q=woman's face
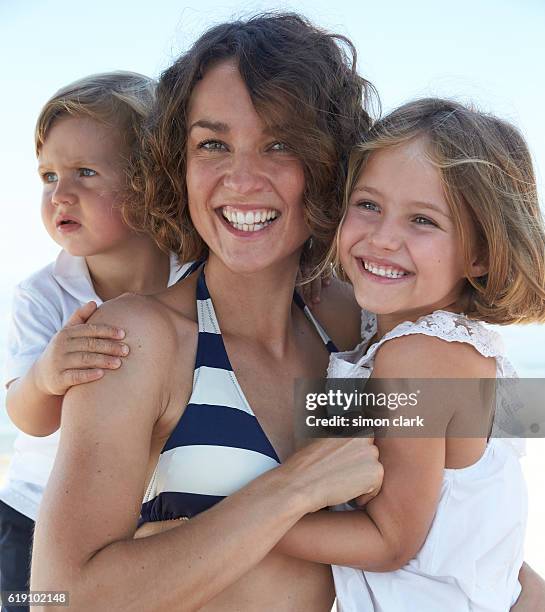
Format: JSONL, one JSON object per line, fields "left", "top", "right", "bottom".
{"left": 186, "top": 60, "right": 309, "bottom": 274}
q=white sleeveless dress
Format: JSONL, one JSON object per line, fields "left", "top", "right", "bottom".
{"left": 329, "top": 310, "right": 527, "bottom": 612}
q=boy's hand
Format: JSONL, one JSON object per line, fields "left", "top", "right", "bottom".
{"left": 33, "top": 301, "right": 128, "bottom": 396}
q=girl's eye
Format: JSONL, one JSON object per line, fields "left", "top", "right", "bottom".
{"left": 42, "top": 172, "right": 58, "bottom": 183}
{"left": 413, "top": 216, "right": 437, "bottom": 227}
{"left": 79, "top": 168, "right": 97, "bottom": 177}
{"left": 355, "top": 200, "right": 380, "bottom": 212}
{"left": 198, "top": 140, "right": 227, "bottom": 151}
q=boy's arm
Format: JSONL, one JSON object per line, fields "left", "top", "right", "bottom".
{"left": 277, "top": 335, "right": 492, "bottom": 570}
{"left": 6, "top": 372, "right": 64, "bottom": 437}
{"left": 6, "top": 296, "right": 127, "bottom": 437}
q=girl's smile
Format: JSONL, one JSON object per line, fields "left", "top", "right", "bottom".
{"left": 340, "top": 137, "right": 486, "bottom": 334}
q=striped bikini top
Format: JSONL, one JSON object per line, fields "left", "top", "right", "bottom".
{"left": 140, "top": 263, "right": 338, "bottom": 523}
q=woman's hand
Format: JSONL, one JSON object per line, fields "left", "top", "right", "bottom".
{"left": 281, "top": 437, "right": 384, "bottom": 512}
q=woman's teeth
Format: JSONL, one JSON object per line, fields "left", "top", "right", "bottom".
{"left": 363, "top": 260, "right": 409, "bottom": 279}
{"left": 222, "top": 207, "right": 279, "bottom": 232}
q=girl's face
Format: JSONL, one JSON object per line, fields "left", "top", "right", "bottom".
{"left": 185, "top": 60, "right": 308, "bottom": 274}
{"left": 39, "top": 116, "right": 132, "bottom": 258}
{"left": 339, "top": 137, "right": 485, "bottom": 325}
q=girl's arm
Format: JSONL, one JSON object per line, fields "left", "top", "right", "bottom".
{"left": 277, "top": 334, "right": 493, "bottom": 571}
{"left": 31, "top": 295, "right": 382, "bottom": 612}
{"left": 512, "top": 563, "right": 545, "bottom": 611}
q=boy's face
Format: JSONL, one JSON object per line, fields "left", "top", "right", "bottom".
{"left": 38, "top": 116, "right": 132, "bottom": 258}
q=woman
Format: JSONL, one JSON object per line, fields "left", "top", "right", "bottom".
{"left": 31, "top": 13, "right": 543, "bottom": 611}
{"left": 31, "top": 14, "right": 381, "bottom": 611}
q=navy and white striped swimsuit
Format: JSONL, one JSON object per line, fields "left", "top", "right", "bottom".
{"left": 140, "top": 264, "right": 338, "bottom": 523}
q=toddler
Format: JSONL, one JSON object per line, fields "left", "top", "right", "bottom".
{"left": 0, "top": 71, "right": 191, "bottom": 611}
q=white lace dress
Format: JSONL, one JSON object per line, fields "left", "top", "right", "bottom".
{"left": 329, "top": 310, "right": 527, "bottom": 612}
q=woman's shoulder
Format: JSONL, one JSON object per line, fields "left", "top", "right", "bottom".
{"left": 91, "top": 289, "right": 197, "bottom": 362}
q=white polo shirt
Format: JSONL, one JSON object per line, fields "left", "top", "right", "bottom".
{"left": 1, "top": 249, "right": 192, "bottom": 520}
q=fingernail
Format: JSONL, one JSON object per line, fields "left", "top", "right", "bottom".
{"left": 116, "top": 329, "right": 125, "bottom": 339}
{"left": 121, "top": 344, "right": 129, "bottom": 355}
{"left": 113, "top": 358, "right": 122, "bottom": 367}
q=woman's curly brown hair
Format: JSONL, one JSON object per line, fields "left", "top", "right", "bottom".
{"left": 125, "top": 12, "right": 378, "bottom": 275}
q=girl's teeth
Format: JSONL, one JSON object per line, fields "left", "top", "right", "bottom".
{"left": 363, "top": 260, "right": 408, "bottom": 278}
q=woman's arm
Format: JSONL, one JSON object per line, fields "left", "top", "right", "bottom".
{"left": 31, "top": 295, "right": 382, "bottom": 612}
{"left": 277, "top": 335, "right": 492, "bottom": 571}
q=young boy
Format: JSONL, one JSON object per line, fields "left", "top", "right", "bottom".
{"left": 0, "top": 71, "right": 191, "bottom": 612}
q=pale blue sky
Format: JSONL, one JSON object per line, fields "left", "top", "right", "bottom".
{"left": 0, "top": 0, "right": 544, "bottom": 285}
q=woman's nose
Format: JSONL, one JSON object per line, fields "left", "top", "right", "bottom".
{"left": 223, "top": 152, "right": 268, "bottom": 195}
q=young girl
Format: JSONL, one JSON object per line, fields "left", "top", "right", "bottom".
{"left": 278, "top": 98, "right": 545, "bottom": 611}
{"left": 0, "top": 72, "right": 193, "bottom": 611}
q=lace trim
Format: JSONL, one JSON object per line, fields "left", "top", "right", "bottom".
{"left": 361, "top": 310, "right": 505, "bottom": 363}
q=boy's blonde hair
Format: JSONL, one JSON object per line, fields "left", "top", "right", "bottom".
{"left": 35, "top": 71, "right": 155, "bottom": 185}
{"left": 334, "top": 98, "right": 545, "bottom": 325}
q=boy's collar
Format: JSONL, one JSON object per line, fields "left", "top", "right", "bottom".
{"left": 53, "top": 250, "right": 186, "bottom": 304}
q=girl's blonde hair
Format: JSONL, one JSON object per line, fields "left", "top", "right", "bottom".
{"left": 35, "top": 71, "right": 155, "bottom": 190}
{"left": 333, "top": 98, "right": 545, "bottom": 325}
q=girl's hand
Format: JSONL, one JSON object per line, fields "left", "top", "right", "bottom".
{"left": 281, "top": 437, "right": 383, "bottom": 512}
{"left": 33, "top": 301, "right": 129, "bottom": 396}
{"left": 298, "top": 267, "right": 332, "bottom": 306}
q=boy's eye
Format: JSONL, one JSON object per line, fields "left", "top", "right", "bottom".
{"left": 79, "top": 168, "right": 97, "bottom": 177}
{"left": 198, "top": 140, "right": 227, "bottom": 151}
{"left": 42, "top": 172, "right": 58, "bottom": 183}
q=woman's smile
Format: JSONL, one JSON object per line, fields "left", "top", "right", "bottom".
{"left": 186, "top": 60, "right": 309, "bottom": 273}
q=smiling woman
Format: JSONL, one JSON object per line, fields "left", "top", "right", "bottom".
{"left": 29, "top": 13, "right": 383, "bottom": 612}
{"left": 184, "top": 61, "right": 309, "bottom": 274}
{"left": 127, "top": 14, "right": 377, "bottom": 280}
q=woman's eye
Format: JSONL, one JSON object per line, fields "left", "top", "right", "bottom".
{"left": 42, "top": 172, "right": 58, "bottom": 183}
{"left": 413, "top": 216, "right": 437, "bottom": 227}
{"left": 79, "top": 168, "right": 97, "bottom": 177}
{"left": 355, "top": 200, "right": 380, "bottom": 212}
{"left": 199, "top": 140, "right": 227, "bottom": 151}
{"left": 269, "top": 142, "right": 288, "bottom": 152}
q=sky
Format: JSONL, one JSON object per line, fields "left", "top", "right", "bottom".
{"left": 0, "top": 0, "right": 544, "bottom": 572}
